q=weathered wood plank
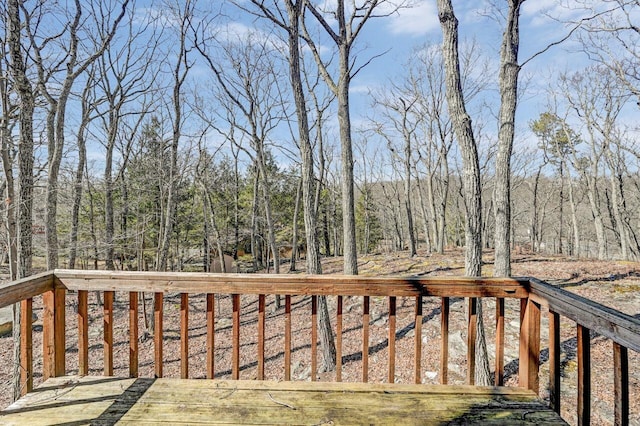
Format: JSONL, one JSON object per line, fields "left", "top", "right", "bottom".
{"left": 613, "top": 342, "right": 629, "bottom": 426}
{"left": 467, "top": 297, "right": 477, "bottom": 386}
{"left": 232, "top": 294, "right": 240, "bottom": 380}
{"left": 1, "top": 376, "right": 567, "bottom": 426}
{"left": 362, "top": 296, "right": 370, "bottom": 383}
{"left": 495, "top": 297, "right": 505, "bottom": 386}
{"left": 55, "top": 270, "right": 530, "bottom": 298}
{"left": 206, "top": 294, "right": 214, "bottom": 379}
{"left": 388, "top": 296, "right": 396, "bottom": 383}
{"left": 78, "top": 291, "right": 88, "bottom": 377}
{"left": 529, "top": 277, "right": 640, "bottom": 352}
{"left": 129, "top": 292, "right": 138, "bottom": 378}
{"left": 180, "top": 293, "right": 188, "bottom": 379}
{"left": 440, "top": 297, "right": 449, "bottom": 385}
{"left": 311, "top": 295, "right": 317, "bottom": 382}
{"left": 336, "top": 295, "right": 343, "bottom": 382}
{"left": 43, "top": 288, "right": 65, "bottom": 380}
{"left": 0, "top": 271, "right": 53, "bottom": 309}
{"left": 415, "top": 296, "right": 422, "bottom": 384}
{"left": 104, "top": 291, "right": 114, "bottom": 376}
{"left": 19, "top": 298, "right": 33, "bottom": 396}
{"left": 284, "top": 295, "right": 291, "bottom": 381}
{"left": 519, "top": 298, "right": 540, "bottom": 393}
{"left": 577, "top": 324, "right": 591, "bottom": 426}
{"left": 257, "top": 294, "right": 265, "bottom": 380}
{"left": 549, "top": 310, "right": 561, "bottom": 414}
{"left": 154, "top": 292, "right": 163, "bottom": 378}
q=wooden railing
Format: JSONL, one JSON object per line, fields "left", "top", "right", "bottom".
{"left": 0, "top": 270, "right": 638, "bottom": 425}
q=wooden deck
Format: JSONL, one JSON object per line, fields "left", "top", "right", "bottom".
{"left": 1, "top": 376, "right": 566, "bottom": 425}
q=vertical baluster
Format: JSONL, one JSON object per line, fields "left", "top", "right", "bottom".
{"left": 154, "top": 292, "right": 163, "bottom": 378}
{"left": 549, "top": 310, "right": 560, "bottom": 414}
{"left": 20, "top": 298, "right": 33, "bottom": 396}
{"left": 78, "top": 291, "right": 88, "bottom": 376}
{"left": 43, "top": 288, "right": 66, "bottom": 379}
{"left": 232, "top": 294, "right": 240, "bottom": 379}
{"left": 362, "top": 296, "right": 370, "bottom": 382}
{"left": 613, "top": 342, "right": 629, "bottom": 426}
{"left": 284, "top": 295, "right": 291, "bottom": 381}
{"left": 414, "top": 296, "right": 422, "bottom": 384}
{"left": 257, "top": 294, "right": 265, "bottom": 380}
{"left": 467, "top": 297, "right": 477, "bottom": 385}
{"left": 519, "top": 298, "right": 540, "bottom": 393}
{"left": 577, "top": 324, "right": 591, "bottom": 426}
{"left": 180, "top": 293, "right": 189, "bottom": 379}
{"left": 104, "top": 291, "right": 114, "bottom": 376}
{"left": 129, "top": 292, "right": 138, "bottom": 378}
{"left": 388, "top": 296, "right": 396, "bottom": 383}
{"left": 311, "top": 295, "right": 318, "bottom": 382}
{"left": 440, "top": 297, "right": 449, "bottom": 385}
{"left": 336, "top": 296, "right": 343, "bottom": 382}
{"left": 206, "top": 294, "right": 215, "bottom": 379}
{"left": 495, "top": 298, "right": 505, "bottom": 386}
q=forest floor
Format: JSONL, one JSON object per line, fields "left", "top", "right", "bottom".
{"left": 0, "top": 249, "right": 639, "bottom": 425}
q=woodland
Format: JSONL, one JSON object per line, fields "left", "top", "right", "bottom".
{"left": 0, "top": 0, "right": 639, "bottom": 395}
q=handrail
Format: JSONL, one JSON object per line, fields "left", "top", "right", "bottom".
{"left": 0, "top": 270, "right": 636, "bottom": 426}
{"left": 528, "top": 277, "right": 640, "bottom": 352}
{"left": 52, "top": 269, "right": 530, "bottom": 297}
{"left": 0, "top": 271, "right": 53, "bottom": 309}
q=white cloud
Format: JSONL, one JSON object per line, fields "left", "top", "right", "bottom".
{"left": 385, "top": 1, "right": 440, "bottom": 37}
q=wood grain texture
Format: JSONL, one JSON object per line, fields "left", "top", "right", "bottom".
{"left": 206, "top": 294, "right": 214, "bottom": 379}
{"left": 613, "top": 342, "right": 629, "bottom": 426}
{"left": 440, "top": 297, "right": 449, "bottom": 385}
{"left": 519, "top": 298, "right": 540, "bottom": 393}
{"left": 180, "top": 293, "right": 189, "bottom": 379}
{"left": 19, "top": 298, "right": 33, "bottom": 396}
{"left": 78, "top": 291, "right": 88, "bottom": 377}
{"left": 549, "top": 310, "right": 560, "bottom": 414}
{"left": 529, "top": 277, "right": 640, "bottom": 352}
{"left": 362, "top": 296, "right": 370, "bottom": 383}
{"left": 336, "top": 295, "right": 343, "bottom": 382}
{"left": 154, "top": 292, "right": 163, "bottom": 378}
{"left": 0, "top": 272, "right": 53, "bottom": 309}
{"left": 129, "top": 292, "right": 138, "bottom": 378}
{"left": 284, "top": 295, "right": 291, "bottom": 381}
{"left": 388, "top": 296, "right": 396, "bottom": 383}
{"left": 415, "top": 296, "right": 422, "bottom": 384}
{"left": 577, "top": 324, "right": 591, "bottom": 426}
{"left": 54, "top": 270, "right": 530, "bottom": 298}
{"left": 232, "top": 294, "right": 240, "bottom": 380}
{"left": 257, "top": 294, "right": 265, "bottom": 380}
{"left": 495, "top": 298, "right": 505, "bottom": 386}
{"left": 0, "top": 376, "right": 567, "bottom": 425}
{"left": 104, "top": 291, "right": 114, "bottom": 376}
{"left": 467, "top": 298, "right": 477, "bottom": 386}
{"left": 311, "top": 295, "right": 317, "bottom": 382}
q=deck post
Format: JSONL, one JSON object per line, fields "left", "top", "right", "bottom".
{"left": 43, "top": 287, "right": 65, "bottom": 380}
{"left": 518, "top": 297, "right": 540, "bottom": 393}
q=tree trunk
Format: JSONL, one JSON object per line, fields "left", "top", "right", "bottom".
{"left": 494, "top": 0, "right": 524, "bottom": 277}
{"left": 437, "top": 0, "right": 488, "bottom": 387}
{"left": 8, "top": 0, "right": 35, "bottom": 401}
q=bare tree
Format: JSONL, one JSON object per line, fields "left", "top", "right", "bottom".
{"left": 7, "top": 0, "right": 37, "bottom": 402}
{"left": 21, "top": 0, "right": 128, "bottom": 269}
{"left": 302, "top": 0, "right": 405, "bottom": 274}
{"left": 494, "top": 0, "right": 525, "bottom": 277}
{"left": 437, "top": 0, "right": 490, "bottom": 386}
{"left": 157, "top": 0, "right": 193, "bottom": 271}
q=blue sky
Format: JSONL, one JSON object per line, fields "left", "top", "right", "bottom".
{"left": 76, "top": 0, "right": 636, "bottom": 174}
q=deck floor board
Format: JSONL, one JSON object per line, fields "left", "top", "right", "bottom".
{"left": 1, "top": 376, "right": 567, "bottom": 425}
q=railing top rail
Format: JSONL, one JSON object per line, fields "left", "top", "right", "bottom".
{"left": 52, "top": 269, "right": 530, "bottom": 298}
{"left": 0, "top": 271, "right": 54, "bottom": 309}
{"left": 528, "top": 277, "right": 640, "bottom": 352}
